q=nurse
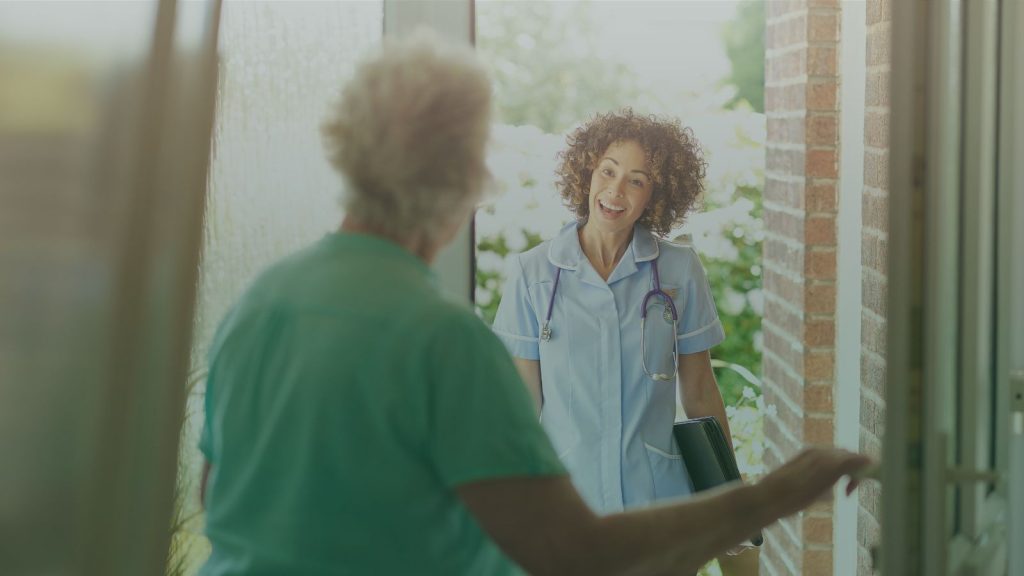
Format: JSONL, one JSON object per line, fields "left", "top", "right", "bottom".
{"left": 494, "top": 109, "right": 735, "bottom": 514}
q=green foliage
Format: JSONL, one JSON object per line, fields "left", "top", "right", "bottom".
{"left": 476, "top": 1, "right": 641, "bottom": 132}
{"left": 721, "top": 0, "right": 766, "bottom": 113}
{"left": 476, "top": 224, "right": 544, "bottom": 326}
{"left": 703, "top": 184, "right": 763, "bottom": 406}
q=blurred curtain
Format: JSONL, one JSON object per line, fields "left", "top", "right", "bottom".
{"left": 0, "top": 1, "right": 222, "bottom": 574}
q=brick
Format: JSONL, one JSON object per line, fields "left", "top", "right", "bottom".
{"left": 862, "top": 190, "right": 889, "bottom": 231}
{"left": 765, "top": 209, "right": 806, "bottom": 243}
{"left": 860, "top": 351, "right": 886, "bottom": 396}
{"left": 767, "top": 49, "right": 806, "bottom": 83}
{"left": 804, "top": 317, "right": 835, "bottom": 346}
{"left": 861, "top": 232, "right": 888, "bottom": 273}
{"left": 866, "top": 68, "right": 890, "bottom": 107}
{"left": 857, "top": 546, "right": 875, "bottom": 576}
{"left": 862, "top": 271, "right": 887, "bottom": 316}
{"left": 807, "top": 80, "right": 838, "bottom": 111}
{"left": 768, "top": 116, "right": 807, "bottom": 145}
{"left": 807, "top": 148, "right": 838, "bottom": 178}
{"left": 807, "top": 114, "right": 838, "bottom": 147}
{"left": 767, "top": 0, "right": 805, "bottom": 20}
{"left": 773, "top": 381, "right": 806, "bottom": 434}
{"left": 809, "top": 10, "right": 839, "bottom": 43}
{"left": 804, "top": 513, "right": 834, "bottom": 545}
{"left": 767, "top": 146, "right": 807, "bottom": 177}
{"left": 867, "top": 21, "right": 892, "bottom": 66}
{"left": 860, "top": 393, "right": 885, "bottom": 438}
{"left": 805, "top": 281, "right": 836, "bottom": 314}
{"left": 808, "top": 45, "right": 837, "bottom": 76}
{"left": 765, "top": 236, "right": 805, "bottom": 276}
{"left": 764, "top": 326, "right": 801, "bottom": 369}
{"left": 861, "top": 308, "right": 886, "bottom": 356}
{"left": 768, "top": 14, "right": 807, "bottom": 47}
{"left": 763, "top": 523, "right": 802, "bottom": 575}
{"left": 805, "top": 214, "right": 836, "bottom": 245}
{"left": 806, "top": 182, "right": 838, "bottom": 211}
{"left": 805, "top": 414, "right": 834, "bottom": 444}
{"left": 864, "top": 150, "right": 888, "bottom": 191}
{"left": 806, "top": 248, "right": 837, "bottom": 280}
{"left": 859, "top": 427, "right": 883, "bottom": 459}
{"left": 865, "top": 109, "right": 890, "bottom": 149}
{"left": 805, "top": 381, "right": 834, "bottom": 411}
{"left": 765, "top": 416, "right": 800, "bottom": 461}
{"left": 764, "top": 177, "right": 806, "bottom": 210}
{"left": 804, "top": 351, "right": 835, "bottom": 380}
{"left": 766, "top": 84, "right": 806, "bottom": 112}
{"left": 770, "top": 348, "right": 806, "bottom": 405}
{"left": 804, "top": 549, "right": 833, "bottom": 574}
{"left": 867, "top": 0, "right": 891, "bottom": 26}
{"left": 765, "top": 269, "right": 805, "bottom": 310}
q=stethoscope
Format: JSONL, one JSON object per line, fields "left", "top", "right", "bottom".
{"left": 539, "top": 258, "right": 680, "bottom": 381}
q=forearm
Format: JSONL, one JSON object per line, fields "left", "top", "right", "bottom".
{"left": 683, "top": 386, "right": 734, "bottom": 448}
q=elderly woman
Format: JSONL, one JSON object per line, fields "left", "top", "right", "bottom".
{"left": 198, "top": 33, "right": 868, "bottom": 576}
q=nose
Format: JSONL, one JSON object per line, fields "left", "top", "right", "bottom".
{"left": 609, "top": 176, "right": 627, "bottom": 197}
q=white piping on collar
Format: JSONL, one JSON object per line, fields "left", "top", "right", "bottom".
{"left": 546, "top": 221, "right": 661, "bottom": 269}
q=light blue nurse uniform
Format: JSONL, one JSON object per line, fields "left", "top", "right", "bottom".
{"left": 493, "top": 221, "right": 726, "bottom": 514}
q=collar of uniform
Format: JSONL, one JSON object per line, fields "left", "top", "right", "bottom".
{"left": 547, "top": 220, "right": 661, "bottom": 269}
{"left": 547, "top": 220, "right": 584, "bottom": 270}
{"left": 631, "top": 225, "right": 660, "bottom": 262}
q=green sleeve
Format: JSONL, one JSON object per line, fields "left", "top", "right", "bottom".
{"left": 426, "top": 311, "right": 566, "bottom": 488}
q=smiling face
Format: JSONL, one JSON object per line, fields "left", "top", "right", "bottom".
{"left": 586, "top": 140, "right": 654, "bottom": 235}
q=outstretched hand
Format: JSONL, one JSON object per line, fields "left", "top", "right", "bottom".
{"left": 758, "top": 448, "right": 874, "bottom": 520}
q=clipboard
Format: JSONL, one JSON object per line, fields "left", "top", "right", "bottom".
{"left": 672, "top": 416, "right": 764, "bottom": 547}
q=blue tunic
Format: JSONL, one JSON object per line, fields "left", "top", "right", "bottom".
{"left": 493, "top": 221, "right": 725, "bottom": 513}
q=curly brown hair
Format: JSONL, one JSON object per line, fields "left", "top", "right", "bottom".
{"left": 555, "top": 109, "right": 708, "bottom": 237}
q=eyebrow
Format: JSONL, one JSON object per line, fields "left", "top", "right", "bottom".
{"left": 601, "top": 156, "right": 652, "bottom": 179}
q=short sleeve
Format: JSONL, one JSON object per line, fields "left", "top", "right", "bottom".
{"left": 491, "top": 254, "right": 541, "bottom": 360}
{"left": 676, "top": 251, "right": 726, "bottom": 354}
{"left": 427, "top": 312, "right": 565, "bottom": 488}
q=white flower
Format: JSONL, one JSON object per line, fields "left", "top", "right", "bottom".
{"left": 746, "top": 288, "right": 764, "bottom": 315}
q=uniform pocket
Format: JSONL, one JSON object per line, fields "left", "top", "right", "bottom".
{"left": 644, "top": 442, "right": 694, "bottom": 501}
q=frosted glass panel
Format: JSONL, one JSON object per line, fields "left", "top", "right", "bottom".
{"left": 195, "top": 1, "right": 383, "bottom": 356}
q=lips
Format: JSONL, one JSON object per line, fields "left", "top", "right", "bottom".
{"left": 598, "top": 198, "right": 626, "bottom": 218}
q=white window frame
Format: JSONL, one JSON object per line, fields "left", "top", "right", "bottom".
{"left": 835, "top": 2, "right": 866, "bottom": 573}
{"left": 384, "top": 0, "right": 475, "bottom": 306}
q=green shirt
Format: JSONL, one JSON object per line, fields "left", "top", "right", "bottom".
{"left": 199, "top": 233, "right": 565, "bottom": 576}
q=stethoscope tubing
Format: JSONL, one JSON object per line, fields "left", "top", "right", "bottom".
{"left": 539, "top": 258, "right": 680, "bottom": 381}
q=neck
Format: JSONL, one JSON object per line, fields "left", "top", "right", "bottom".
{"left": 340, "top": 216, "right": 438, "bottom": 264}
{"left": 578, "top": 222, "right": 633, "bottom": 279}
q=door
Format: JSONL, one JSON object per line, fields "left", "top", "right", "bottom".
{"left": 885, "top": 0, "right": 1023, "bottom": 574}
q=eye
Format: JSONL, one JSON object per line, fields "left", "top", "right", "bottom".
{"left": 601, "top": 167, "right": 615, "bottom": 177}
{"left": 630, "top": 179, "right": 645, "bottom": 187}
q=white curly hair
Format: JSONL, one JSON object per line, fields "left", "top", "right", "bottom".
{"left": 322, "top": 31, "right": 492, "bottom": 245}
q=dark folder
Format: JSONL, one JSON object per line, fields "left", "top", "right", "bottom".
{"left": 672, "top": 416, "right": 764, "bottom": 547}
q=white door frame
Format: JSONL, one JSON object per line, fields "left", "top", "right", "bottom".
{"left": 384, "top": 0, "right": 475, "bottom": 305}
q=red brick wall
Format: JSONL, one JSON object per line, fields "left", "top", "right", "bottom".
{"left": 762, "top": 0, "right": 841, "bottom": 573}
{"left": 858, "top": 0, "right": 890, "bottom": 573}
